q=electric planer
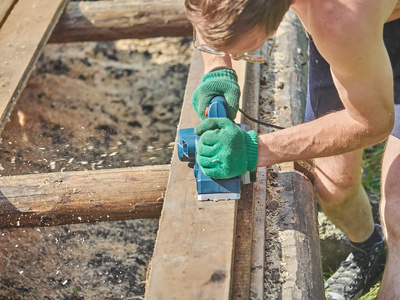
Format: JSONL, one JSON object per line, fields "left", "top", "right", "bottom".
{"left": 177, "top": 96, "right": 253, "bottom": 201}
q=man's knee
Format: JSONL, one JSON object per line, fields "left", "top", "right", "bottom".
{"left": 313, "top": 152, "right": 364, "bottom": 207}
{"left": 315, "top": 172, "right": 362, "bottom": 207}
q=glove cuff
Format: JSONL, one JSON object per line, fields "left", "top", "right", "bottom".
{"left": 245, "top": 130, "right": 258, "bottom": 172}
{"left": 209, "top": 67, "right": 233, "bottom": 73}
{"left": 202, "top": 68, "right": 238, "bottom": 83}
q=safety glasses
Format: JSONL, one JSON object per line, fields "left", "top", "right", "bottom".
{"left": 192, "top": 29, "right": 275, "bottom": 64}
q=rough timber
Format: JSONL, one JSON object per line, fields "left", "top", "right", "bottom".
{"left": 0, "top": 2, "right": 323, "bottom": 298}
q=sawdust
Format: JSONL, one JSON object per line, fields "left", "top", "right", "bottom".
{"left": 258, "top": 36, "right": 288, "bottom": 299}
{"left": 264, "top": 167, "right": 287, "bottom": 299}
{"left": 0, "top": 37, "right": 192, "bottom": 299}
{"left": 0, "top": 14, "right": 314, "bottom": 299}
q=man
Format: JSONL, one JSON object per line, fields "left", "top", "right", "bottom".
{"left": 184, "top": 0, "right": 400, "bottom": 298}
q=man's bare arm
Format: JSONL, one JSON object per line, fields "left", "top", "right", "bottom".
{"left": 258, "top": 2, "right": 394, "bottom": 166}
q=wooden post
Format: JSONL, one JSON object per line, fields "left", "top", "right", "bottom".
{"left": 0, "top": 165, "right": 169, "bottom": 228}
{"left": 49, "top": 0, "right": 192, "bottom": 43}
{"left": 263, "top": 10, "right": 324, "bottom": 298}
{"left": 275, "top": 171, "right": 324, "bottom": 298}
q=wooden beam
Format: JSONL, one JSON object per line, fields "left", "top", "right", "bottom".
{"left": 0, "top": 165, "right": 169, "bottom": 228}
{"left": 274, "top": 171, "right": 324, "bottom": 298}
{"left": 251, "top": 167, "right": 267, "bottom": 298}
{"left": 0, "top": 0, "right": 68, "bottom": 134}
{"left": 0, "top": 0, "right": 17, "bottom": 28}
{"left": 49, "top": 0, "right": 192, "bottom": 43}
{"left": 242, "top": 57, "right": 267, "bottom": 300}
{"left": 145, "top": 51, "right": 237, "bottom": 299}
{"left": 263, "top": 10, "right": 324, "bottom": 298}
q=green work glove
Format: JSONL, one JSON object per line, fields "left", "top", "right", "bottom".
{"left": 194, "top": 118, "right": 258, "bottom": 179}
{"left": 192, "top": 68, "right": 240, "bottom": 121}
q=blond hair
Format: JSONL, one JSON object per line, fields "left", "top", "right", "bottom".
{"left": 185, "top": 0, "right": 291, "bottom": 49}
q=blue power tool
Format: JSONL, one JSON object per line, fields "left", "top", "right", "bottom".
{"left": 177, "top": 96, "right": 252, "bottom": 201}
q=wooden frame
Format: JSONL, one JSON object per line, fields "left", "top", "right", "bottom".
{"left": 0, "top": 2, "right": 323, "bottom": 298}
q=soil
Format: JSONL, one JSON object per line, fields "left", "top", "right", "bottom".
{"left": 0, "top": 38, "right": 192, "bottom": 175}
{"left": 0, "top": 37, "right": 192, "bottom": 299}
{"left": 0, "top": 29, "right": 291, "bottom": 300}
{"left": 0, "top": 15, "right": 346, "bottom": 299}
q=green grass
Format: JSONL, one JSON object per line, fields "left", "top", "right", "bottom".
{"left": 361, "top": 141, "right": 386, "bottom": 196}
{"left": 359, "top": 283, "right": 381, "bottom": 300}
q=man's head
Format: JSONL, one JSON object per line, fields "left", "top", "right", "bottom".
{"left": 185, "top": 0, "right": 291, "bottom": 52}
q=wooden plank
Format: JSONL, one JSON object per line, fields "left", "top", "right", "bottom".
{"left": 0, "top": 0, "right": 17, "bottom": 28}
{"left": 49, "top": 0, "right": 192, "bottom": 43}
{"left": 231, "top": 55, "right": 265, "bottom": 299}
{"left": 0, "top": 165, "right": 169, "bottom": 228}
{"left": 230, "top": 59, "right": 253, "bottom": 299}
{"left": 251, "top": 166, "right": 267, "bottom": 299}
{"left": 231, "top": 184, "right": 254, "bottom": 299}
{"left": 242, "top": 57, "right": 267, "bottom": 300}
{"left": 145, "top": 51, "right": 237, "bottom": 300}
{"left": 0, "top": 0, "right": 68, "bottom": 134}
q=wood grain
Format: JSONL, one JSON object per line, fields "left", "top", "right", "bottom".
{"left": 0, "top": 0, "right": 68, "bottom": 134}
{"left": 0, "top": 0, "right": 17, "bottom": 28}
{"left": 264, "top": 10, "right": 324, "bottom": 298}
{"left": 145, "top": 51, "right": 237, "bottom": 300}
{"left": 49, "top": 0, "right": 192, "bottom": 43}
{"left": 0, "top": 165, "right": 169, "bottom": 228}
{"left": 241, "top": 57, "right": 267, "bottom": 300}
{"left": 231, "top": 54, "right": 265, "bottom": 300}
{"left": 275, "top": 171, "right": 324, "bottom": 298}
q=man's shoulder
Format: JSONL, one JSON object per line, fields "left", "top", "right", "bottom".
{"left": 297, "top": 0, "right": 393, "bottom": 75}
{"left": 308, "top": 0, "right": 381, "bottom": 38}
{"left": 299, "top": 0, "right": 391, "bottom": 62}
{"left": 302, "top": 0, "right": 395, "bottom": 37}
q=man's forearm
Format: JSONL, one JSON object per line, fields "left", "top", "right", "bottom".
{"left": 257, "top": 109, "right": 392, "bottom": 167}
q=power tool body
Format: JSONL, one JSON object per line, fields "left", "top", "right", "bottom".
{"left": 177, "top": 96, "right": 252, "bottom": 201}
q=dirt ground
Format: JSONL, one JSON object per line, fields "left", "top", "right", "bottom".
{"left": 0, "top": 38, "right": 192, "bottom": 175}
{"left": 0, "top": 37, "right": 192, "bottom": 299}
{"left": 0, "top": 17, "right": 334, "bottom": 299}
{"left": 0, "top": 32, "right": 290, "bottom": 300}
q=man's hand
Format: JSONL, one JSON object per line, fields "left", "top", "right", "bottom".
{"left": 192, "top": 68, "right": 240, "bottom": 121}
{"left": 194, "top": 118, "right": 258, "bottom": 179}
